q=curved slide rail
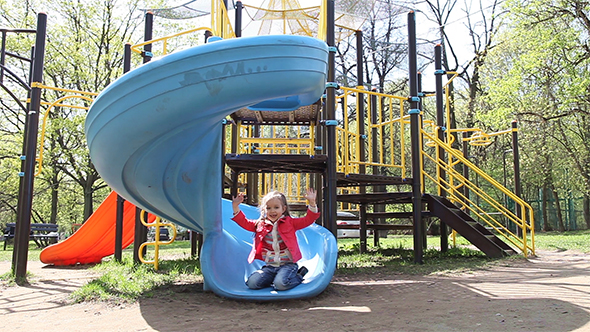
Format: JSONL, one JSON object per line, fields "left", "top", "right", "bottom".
{"left": 85, "top": 35, "right": 338, "bottom": 300}
{"left": 40, "top": 191, "right": 155, "bottom": 266}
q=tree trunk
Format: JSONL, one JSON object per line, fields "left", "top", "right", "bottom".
{"left": 50, "top": 173, "right": 59, "bottom": 225}
{"left": 584, "top": 194, "right": 590, "bottom": 230}
{"left": 551, "top": 188, "right": 566, "bottom": 232}
{"left": 83, "top": 189, "right": 94, "bottom": 221}
{"left": 542, "top": 185, "right": 552, "bottom": 231}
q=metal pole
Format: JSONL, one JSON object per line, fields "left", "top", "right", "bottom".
{"left": 235, "top": 1, "right": 242, "bottom": 38}
{"left": 407, "top": 11, "right": 423, "bottom": 264}
{"left": 434, "top": 44, "right": 448, "bottom": 252}
{"left": 356, "top": 30, "right": 367, "bottom": 252}
{"left": 14, "top": 13, "right": 47, "bottom": 279}
{"left": 123, "top": 43, "right": 131, "bottom": 73}
{"left": 325, "top": 0, "right": 338, "bottom": 237}
{"left": 114, "top": 43, "right": 132, "bottom": 263}
{"left": 512, "top": 120, "right": 522, "bottom": 237}
{"left": 133, "top": 207, "right": 144, "bottom": 263}
{"left": 115, "top": 195, "right": 124, "bottom": 262}
{"left": 315, "top": 100, "right": 325, "bottom": 227}
{"left": 418, "top": 72, "right": 427, "bottom": 251}
{"left": 134, "top": 12, "right": 153, "bottom": 262}
{"left": 142, "top": 12, "right": 153, "bottom": 64}
{"left": 12, "top": 46, "right": 35, "bottom": 271}
{"left": 370, "top": 90, "right": 381, "bottom": 247}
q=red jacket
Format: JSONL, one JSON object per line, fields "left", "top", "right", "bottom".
{"left": 232, "top": 209, "right": 321, "bottom": 264}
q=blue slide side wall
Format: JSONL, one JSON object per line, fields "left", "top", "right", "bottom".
{"left": 85, "top": 35, "right": 337, "bottom": 300}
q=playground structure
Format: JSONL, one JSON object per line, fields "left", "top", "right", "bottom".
{"left": 3, "top": 0, "right": 535, "bottom": 301}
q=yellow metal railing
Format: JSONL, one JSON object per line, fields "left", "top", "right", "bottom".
{"left": 235, "top": 121, "right": 314, "bottom": 154}
{"left": 336, "top": 87, "right": 409, "bottom": 177}
{"left": 130, "top": 26, "right": 213, "bottom": 56}
{"left": 420, "top": 128, "right": 535, "bottom": 257}
{"left": 138, "top": 211, "right": 177, "bottom": 270}
{"left": 31, "top": 83, "right": 97, "bottom": 176}
{"left": 230, "top": 121, "right": 316, "bottom": 204}
{"left": 131, "top": 0, "right": 235, "bottom": 57}
{"left": 211, "top": 0, "right": 236, "bottom": 38}
{"left": 260, "top": 173, "right": 315, "bottom": 204}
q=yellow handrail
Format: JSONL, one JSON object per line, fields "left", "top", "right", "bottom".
{"left": 130, "top": 26, "right": 213, "bottom": 56}
{"left": 130, "top": 1, "right": 236, "bottom": 56}
{"left": 211, "top": 0, "right": 235, "bottom": 39}
{"left": 138, "top": 210, "right": 177, "bottom": 271}
{"left": 421, "top": 128, "right": 535, "bottom": 256}
{"left": 32, "top": 83, "right": 97, "bottom": 176}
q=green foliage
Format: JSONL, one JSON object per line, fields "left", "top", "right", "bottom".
{"left": 479, "top": 0, "right": 590, "bottom": 203}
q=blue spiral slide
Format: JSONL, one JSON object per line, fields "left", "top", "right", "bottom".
{"left": 85, "top": 35, "right": 338, "bottom": 300}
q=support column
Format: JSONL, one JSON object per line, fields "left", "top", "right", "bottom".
{"left": 356, "top": 30, "right": 368, "bottom": 253}
{"left": 12, "top": 46, "right": 35, "bottom": 272}
{"left": 512, "top": 120, "right": 522, "bottom": 237}
{"left": 114, "top": 43, "right": 132, "bottom": 263}
{"left": 235, "top": 1, "right": 242, "bottom": 38}
{"left": 13, "top": 13, "right": 47, "bottom": 279}
{"left": 434, "top": 44, "right": 448, "bottom": 252}
{"left": 115, "top": 195, "right": 124, "bottom": 262}
{"left": 324, "top": 0, "right": 338, "bottom": 236}
{"left": 407, "top": 11, "right": 423, "bottom": 264}
{"left": 133, "top": 12, "right": 153, "bottom": 263}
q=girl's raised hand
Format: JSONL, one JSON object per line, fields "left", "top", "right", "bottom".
{"left": 232, "top": 192, "right": 245, "bottom": 215}
{"left": 305, "top": 188, "right": 317, "bottom": 206}
{"left": 232, "top": 192, "right": 245, "bottom": 207}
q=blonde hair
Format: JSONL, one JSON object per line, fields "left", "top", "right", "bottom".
{"left": 258, "top": 191, "right": 290, "bottom": 220}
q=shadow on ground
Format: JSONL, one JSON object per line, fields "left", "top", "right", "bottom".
{"left": 139, "top": 254, "right": 590, "bottom": 332}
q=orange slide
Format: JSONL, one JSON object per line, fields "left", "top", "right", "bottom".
{"left": 40, "top": 191, "right": 154, "bottom": 266}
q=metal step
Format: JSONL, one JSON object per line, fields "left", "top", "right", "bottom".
{"left": 425, "top": 194, "right": 516, "bottom": 258}
{"left": 337, "top": 173, "right": 412, "bottom": 187}
{"left": 225, "top": 153, "right": 327, "bottom": 174}
{"left": 337, "top": 192, "right": 413, "bottom": 205}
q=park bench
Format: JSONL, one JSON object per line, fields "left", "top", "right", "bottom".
{"left": 2, "top": 222, "right": 59, "bottom": 250}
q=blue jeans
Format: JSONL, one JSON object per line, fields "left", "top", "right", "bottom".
{"left": 246, "top": 263, "right": 303, "bottom": 291}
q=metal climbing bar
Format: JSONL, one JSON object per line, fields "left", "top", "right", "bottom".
{"left": 138, "top": 211, "right": 177, "bottom": 270}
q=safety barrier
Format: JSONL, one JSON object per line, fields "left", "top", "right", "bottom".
{"left": 336, "top": 87, "right": 409, "bottom": 177}
{"left": 421, "top": 128, "right": 535, "bottom": 256}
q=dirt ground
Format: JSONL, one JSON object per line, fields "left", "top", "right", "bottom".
{"left": 1, "top": 249, "right": 589, "bottom": 332}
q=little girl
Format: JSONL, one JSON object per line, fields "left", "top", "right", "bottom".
{"left": 231, "top": 188, "right": 320, "bottom": 291}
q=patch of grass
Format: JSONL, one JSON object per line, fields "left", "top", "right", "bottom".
{"left": 71, "top": 256, "right": 201, "bottom": 303}
{"left": 0, "top": 271, "right": 16, "bottom": 285}
{"left": 0, "top": 269, "right": 33, "bottom": 286}
{"left": 534, "top": 230, "right": 590, "bottom": 253}
{"left": 0, "top": 242, "right": 42, "bottom": 262}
